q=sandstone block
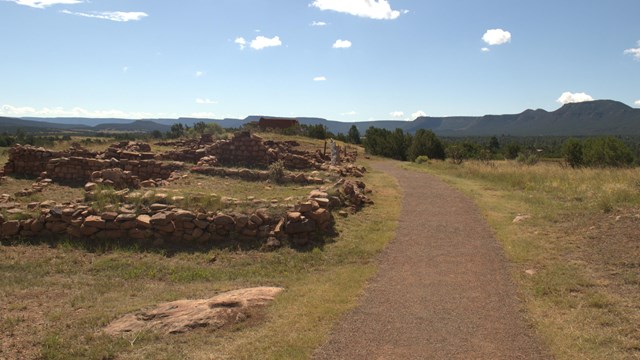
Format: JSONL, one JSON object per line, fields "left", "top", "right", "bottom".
{"left": 84, "top": 215, "right": 106, "bottom": 229}
{"left": 136, "top": 215, "right": 152, "bottom": 229}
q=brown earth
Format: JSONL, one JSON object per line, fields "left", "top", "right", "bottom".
{"left": 314, "top": 161, "right": 551, "bottom": 359}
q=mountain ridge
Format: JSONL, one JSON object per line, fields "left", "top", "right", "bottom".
{"left": 3, "top": 100, "right": 639, "bottom": 137}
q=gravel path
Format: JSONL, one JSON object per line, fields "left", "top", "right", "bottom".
{"left": 314, "top": 161, "right": 550, "bottom": 359}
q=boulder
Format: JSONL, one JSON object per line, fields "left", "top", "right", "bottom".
{"left": 285, "top": 218, "right": 315, "bottom": 234}
{"left": 104, "top": 287, "right": 284, "bottom": 335}
{"left": 1, "top": 221, "right": 21, "bottom": 236}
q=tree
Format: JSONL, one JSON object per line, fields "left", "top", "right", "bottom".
{"left": 503, "top": 143, "right": 521, "bottom": 160}
{"left": 347, "top": 125, "right": 361, "bottom": 144}
{"left": 407, "top": 129, "right": 445, "bottom": 161}
{"left": 305, "top": 124, "right": 328, "bottom": 139}
{"left": 363, "top": 127, "right": 404, "bottom": 160}
{"left": 562, "top": 138, "right": 584, "bottom": 168}
{"left": 488, "top": 136, "right": 500, "bottom": 154}
{"left": 582, "top": 137, "right": 634, "bottom": 167}
{"left": 168, "top": 123, "right": 185, "bottom": 138}
{"left": 151, "top": 130, "right": 163, "bottom": 139}
{"left": 446, "top": 144, "right": 466, "bottom": 164}
{"left": 193, "top": 121, "right": 207, "bottom": 134}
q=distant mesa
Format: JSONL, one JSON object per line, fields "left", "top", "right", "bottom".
{"left": 2, "top": 100, "right": 639, "bottom": 137}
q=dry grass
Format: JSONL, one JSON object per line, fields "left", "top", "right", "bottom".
{"left": 405, "top": 160, "right": 640, "bottom": 359}
{"left": 0, "top": 158, "right": 401, "bottom": 359}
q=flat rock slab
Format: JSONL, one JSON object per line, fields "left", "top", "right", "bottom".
{"left": 314, "top": 161, "right": 550, "bottom": 360}
{"left": 104, "top": 287, "right": 284, "bottom": 335}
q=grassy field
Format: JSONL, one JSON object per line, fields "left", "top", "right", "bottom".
{"left": 0, "top": 158, "right": 402, "bottom": 359}
{"left": 405, "top": 160, "right": 640, "bottom": 359}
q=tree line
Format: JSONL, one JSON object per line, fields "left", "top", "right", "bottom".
{"left": 362, "top": 127, "right": 638, "bottom": 168}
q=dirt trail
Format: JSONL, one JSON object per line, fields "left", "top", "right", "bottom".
{"left": 314, "top": 161, "right": 550, "bottom": 359}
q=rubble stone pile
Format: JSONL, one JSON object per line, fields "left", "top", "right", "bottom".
{"left": 191, "top": 166, "right": 324, "bottom": 184}
{"left": 101, "top": 141, "right": 155, "bottom": 160}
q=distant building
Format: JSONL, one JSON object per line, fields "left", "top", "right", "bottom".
{"left": 258, "top": 117, "right": 299, "bottom": 130}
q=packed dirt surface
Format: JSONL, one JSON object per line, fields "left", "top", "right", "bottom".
{"left": 314, "top": 161, "right": 550, "bottom": 359}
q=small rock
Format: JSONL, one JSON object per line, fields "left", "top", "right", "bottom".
{"left": 512, "top": 215, "right": 531, "bottom": 224}
{"left": 84, "top": 182, "right": 98, "bottom": 192}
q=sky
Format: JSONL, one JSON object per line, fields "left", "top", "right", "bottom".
{"left": 0, "top": 0, "right": 639, "bottom": 121}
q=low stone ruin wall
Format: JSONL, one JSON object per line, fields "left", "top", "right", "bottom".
{"left": 3, "top": 146, "right": 60, "bottom": 177}
{"left": 208, "top": 131, "right": 270, "bottom": 168}
{"left": 0, "top": 200, "right": 334, "bottom": 248}
{"left": 191, "top": 166, "right": 324, "bottom": 185}
{"left": 45, "top": 157, "right": 184, "bottom": 183}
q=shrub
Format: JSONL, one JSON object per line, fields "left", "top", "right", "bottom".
{"left": 268, "top": 160, "right": 286, "bottom": 184}
{"left": 562, "top": 138, "right": 584, "bottom": 168}
{"left": 582, "top": 137, "right": 634, "bottom": 168}
{"left": 516, "top": 151, "right": 540, "bottom": 166}
{"left": 446, "top": 144, "right": 466, "bottom": 165}
{"left": 414, "top": 155, "right": 430, "bottom": 164}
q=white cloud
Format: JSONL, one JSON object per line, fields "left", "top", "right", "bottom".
{"left": 0, "top": 104, "right": 159, "bottom": 119}
{"left": 482, "top": 29, "right": 511, "bottom": 46}
{"left": 635, "top": 100, "right": 640, "bottom": 106}
{"left": 190, "top": 112, "right": 216, "bottom": 119}
{"left": 61, "top": 10, "right": 147, "bottom": 22}
{"left": 411, "top": 110, "right": 427, "bottom": 119}
{"left": 195, "top": 98, "right": 217, "bottom": 104}
{"left": 624, "top": 41, "right": 640, "bottom": 60}
{"left": 250, "top": 36, "right": 282, "bottom": 50}
{"left": 313, "top": 76, "right": 327, "bottom": 81}
{"left": 9, "top": 0, "right": 81, "bottom": 8}
{"left": 390, "top": 111, "right": 404, "bottom": 119}
{"left": 311, "top": 21, "right": 327, "bottom": 26}
{"left": 235, "top": 37, "right": 247, "bottom": 50}
{"left": 341, "top": 111, "right": 357, "bottom": 116}
{"left": 557, "top": 92, "right": 594, "bottom": 105}
{"left": 333, "top": 39, "right": 352, "bottom": 48}
{"left": 122, "top": 66, "right": 129, "bottom": 73}
{"left": 195, "top": 71, "right": 204, "bottom": 77}
{"left": 481, "top": 47, "right": 490, "bottom": 52}
{"left": 311, "top": 0, "right": 403, "bottom": 20}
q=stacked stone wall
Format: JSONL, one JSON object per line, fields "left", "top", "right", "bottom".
{"left": 3, "top": 146, "right": 62, "bottom": 177}
{"left": 0, "top": 201, "right": 333, "bottom": 248}
{"left": 207, "top": 131, "right": 270, "bottom": 168}
{"left": 46, "top": 157, "right": 184, "bottom": 183}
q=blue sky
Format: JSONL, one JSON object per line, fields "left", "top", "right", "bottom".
{"left": 1, "top": 0, "right": 639, "bottom": 121}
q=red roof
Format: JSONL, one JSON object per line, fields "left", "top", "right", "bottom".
{"left": 258, "top": 117, "right": 299, "bottom": 129}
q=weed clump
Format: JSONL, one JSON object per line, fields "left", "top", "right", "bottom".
{"left": 268, "top": 160, "right": 285, "bottom": 184}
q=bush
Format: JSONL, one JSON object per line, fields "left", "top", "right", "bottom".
{"left": 445, "top": 144, "right": 466, "bottom": 164}
{"left": 582, "top": 137, "right": 634, "bottom": 168}
{"left": 268, "top": 160, "right": 286, "bottom": 184}
{"left": 503, "top": 143, "right": 521, "bottom": 160}
{"left": 562, "top": 138, "right": 584, "bottom": 168}
{"left": 414, "top": 155, "right": 430, "bottom": 164}
{"left": 516, "top": 151, "right": 540, "bottom": 166}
